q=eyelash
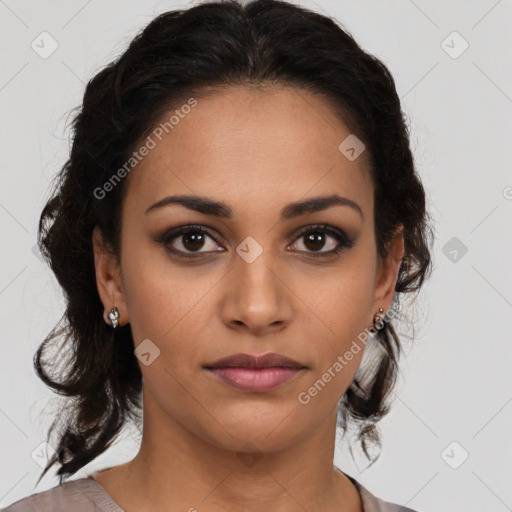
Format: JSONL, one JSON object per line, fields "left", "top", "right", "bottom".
{"left": 157, "top": 223, "right": 356, "bottom": 260}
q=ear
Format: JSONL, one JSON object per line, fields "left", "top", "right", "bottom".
{"left": 372, "top": 224, "right": 405, "bottom": 315}
{"left": 92, "top": 226, "right": 129, "bottom": 327}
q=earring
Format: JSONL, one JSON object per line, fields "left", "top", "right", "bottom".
{"left": 107, "top": 307, "right": 120, "bottom": 328}
{"left": 373, "top": 307, "right": 384, "bottom": 329}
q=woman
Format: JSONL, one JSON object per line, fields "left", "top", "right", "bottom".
{"left": 2, "top": 0, "right": 433, "bottom": 510}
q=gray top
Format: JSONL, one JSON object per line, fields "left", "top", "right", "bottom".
{"left": 1, "top": 473, "right": 419, "bottom": 511}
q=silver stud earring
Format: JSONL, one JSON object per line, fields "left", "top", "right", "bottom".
{"left": 107, "top": 307, "right": 120, "bottom": 328}
{"left": 373, "top": 307, "right": 384, "bottom": 329}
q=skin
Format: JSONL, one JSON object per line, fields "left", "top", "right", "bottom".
{"left": 92, "top": 85, "right": 404, "bottom": 512}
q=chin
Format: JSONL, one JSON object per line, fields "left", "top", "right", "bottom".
{"left": 195, "top": 409, "right": 310, "bottom": 454}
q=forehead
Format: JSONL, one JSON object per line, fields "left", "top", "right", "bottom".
{"left": 124, "top": 86, "right": 373, "bottom": 219}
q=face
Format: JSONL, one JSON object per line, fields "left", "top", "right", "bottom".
{"left": 93, "top": 86, "right": 403, "bottom": 454}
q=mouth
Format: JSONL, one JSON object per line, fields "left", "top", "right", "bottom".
{"left": 204, "top": 367, "right": 306, "bottom": 392}
{"left": 203, "top": 352, "right": 307, "bottom": 392}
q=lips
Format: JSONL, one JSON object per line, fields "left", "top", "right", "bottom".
{"left": 203, "top": 352, "right": 305, "bottom": 369}
{"left": 203, "top": 352, "right": 306, "bottom": 392}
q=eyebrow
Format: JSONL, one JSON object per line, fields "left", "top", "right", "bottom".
{"left": 145, "top": 193, "right": 364, "bottom": 220}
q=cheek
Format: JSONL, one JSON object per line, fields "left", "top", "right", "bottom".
{"left": 301, "top": 259, "right": 375, "bottom": 396}
{"left": 120, "top": 247, "right": 225, "bottom": 395}
{"left": 121, "top": 240, "right": 209, "bottom": 339}
{"left": 120, "top": 254, "right": 211, "bottom": 408}
{"left": 312, "top": 261, "right": 375, "bottom": 340}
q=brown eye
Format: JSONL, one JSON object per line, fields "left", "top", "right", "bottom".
{"left": 157, "top": 225, "right": 224, "bottom": 259}
{"left": 289, "top": 224, "right": 356, "bottom": 258}
{"left": 180, "top": 230, "right": 208, "bottom": 252}
{"left": 299, "top": 232, "right": 334, "bottom": 252}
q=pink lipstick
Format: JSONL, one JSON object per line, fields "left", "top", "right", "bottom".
{"left": 203, "top": 352, "right": 306, "bottom": 392}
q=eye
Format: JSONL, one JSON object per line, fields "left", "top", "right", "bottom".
{"left": 156, "top": 223, "right": 356, "bottom": 260}
{"left": 157, "top": 224, "right": 224, "bottom": 259}
{"left": 288, "top": 224, "right": 356, "bottom": 258}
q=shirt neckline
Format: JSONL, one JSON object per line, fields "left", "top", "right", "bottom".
{"left": 85, "top": 470, "right": 379, "bottom": 511}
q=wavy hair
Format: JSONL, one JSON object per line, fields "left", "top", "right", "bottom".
{"left": 34, "top": 0, "right": 434, "bottom": 485}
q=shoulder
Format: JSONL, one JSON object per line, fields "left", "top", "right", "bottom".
{"left": 348, "top": 474, "right": 420, "bottom": 512}
{"left": 1, "top": 477, "right": 120, "bottom": 512}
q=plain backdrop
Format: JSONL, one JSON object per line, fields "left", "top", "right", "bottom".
{"left": 1, "top": 1, "right": 511, "bottom": 510}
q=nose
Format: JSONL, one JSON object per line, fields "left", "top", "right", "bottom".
{"left": 219, "top": 250, "right": 293, "bottom": 336}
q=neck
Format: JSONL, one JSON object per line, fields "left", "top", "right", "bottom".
{"left": 94, "top": 399, "right": 362, "bottom": 512}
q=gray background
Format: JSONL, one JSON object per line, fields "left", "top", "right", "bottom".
{"left": 1, "top": 0, "right": 511, "bottom": 510}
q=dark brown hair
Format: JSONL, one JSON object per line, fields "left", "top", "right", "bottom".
{"left": 34, "top": 0, "right": 434, "bottom": 485}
